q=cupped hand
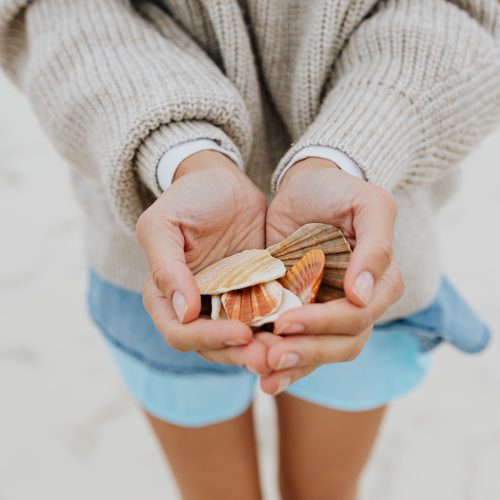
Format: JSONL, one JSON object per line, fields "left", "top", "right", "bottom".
{"left": 136, "top": 150, "right": 269, "bottom": 373}
{"left": 258, "top": 157, "right": 404, "bottom": 393}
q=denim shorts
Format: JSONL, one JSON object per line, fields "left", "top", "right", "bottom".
{"left": 86, "top": 272, "right": 447, "bottom": 427}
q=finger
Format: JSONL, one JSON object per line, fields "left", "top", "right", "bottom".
{"left": 199, "top": 339, "right": 271, "bottom": 375}
{"left": 274, "top": 299, "right": 372, "bottom": 336}
{"left": 344, "top": 189, "right": 398, "bottom": 306}
{"left": 260, "top": 366, "right": 316, "bottom": 395}
{"left": 136, "top": 207, "right": 200, "bottom": 323}
{"left": 253, "top": 331, "right": 285, "bottom": 347}
{"left": 143, "top": 278, "right": 252, "bottom": 351}
{"left": 266, "top": 328, "right": 371, "bottom": 372}
{"left": 274, "top": 260, "right": 404, "bottom": 335}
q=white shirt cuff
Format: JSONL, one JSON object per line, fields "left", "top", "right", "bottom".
{"left": 276, "top": 146, "right": 365, "bottom": 189}
{"left": 157, "top": 139, "right": 240, "bottom": 191}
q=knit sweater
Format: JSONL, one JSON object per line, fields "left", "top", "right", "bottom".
{"left": 1, "top": 0, "right": 499, "bottom": 322}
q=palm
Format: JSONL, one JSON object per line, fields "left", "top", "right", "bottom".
{"left": 161, "top": 167, "right": 266, "bottom": 274}
{"left": 266, "top": 164, "right": 356, "bottom": 247}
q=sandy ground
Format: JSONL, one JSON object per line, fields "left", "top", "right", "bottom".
{"left": 1, "top": 72, "right": 499, "bottom": 500}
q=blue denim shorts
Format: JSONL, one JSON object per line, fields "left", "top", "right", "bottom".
{"left": 86, "top": 272, "right": 452, "bottom": 427}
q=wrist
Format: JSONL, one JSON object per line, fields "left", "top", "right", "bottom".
{"left": 279, "top": 157, "right": 341, "bottom": 191}
{"left": 174, "top": 149, "right": 241, "bottom": 181}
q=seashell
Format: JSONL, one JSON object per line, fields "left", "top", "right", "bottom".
{"left": 267, "top": 223, "right": 351, "bottom": 302}
{"left": 279, "top": 249, "right": 325, "bottom": 304}
{"left": 316, "top": 284, "right": 346, "bottom": 303}
{"left": 267, "top": 223, "right": 350, "bottom": 259}
{"left": 195, "top": 249, "right": 286, "bottom": 295}
{"left": 210, "top": 295, "right": 225, "bottom": 320}
{"left": 221, "top": 280, "right": 283, "bottom": 325}
{"left": 320, "top": 255, "right": 349, "bottom": 288}
{"left": 252, "top": 288, "right": 303, "bottom": 328}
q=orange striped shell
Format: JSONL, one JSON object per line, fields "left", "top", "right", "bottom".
{"left": 279, "top": 249, "right": 325, "bottom": 304}
{"left": 268, "top": 223, "right": 351, "bottom": 302}
{"left": 221, "top": 280, "right": 283, "bottom": 325}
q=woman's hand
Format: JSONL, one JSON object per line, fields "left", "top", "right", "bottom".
{"left": 259, "top": 157, "right": 404, "bottom": 393}
{"left": 136, "top": 150, "right": 269, "bottom": 372}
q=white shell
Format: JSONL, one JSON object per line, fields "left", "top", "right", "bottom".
{"left": 210, "top": 295, "right": 223, "bottom": 320}
{"left": 251, "top": 288, "right": 302, "bottom": 327}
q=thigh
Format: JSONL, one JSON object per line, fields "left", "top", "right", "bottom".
{"left": 146, "top": 405, "right": 262, "bottom": 500}
{"left": 276, "top": 393, "right": 385, "bottom": 500}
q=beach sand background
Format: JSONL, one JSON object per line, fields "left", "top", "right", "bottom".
{"left": 1, "top": 72, "right": 499, "bottom": 499}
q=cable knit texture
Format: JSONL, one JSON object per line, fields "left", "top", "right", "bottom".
{"left": 1, "top": 0, "right": 499, "bottom": 321}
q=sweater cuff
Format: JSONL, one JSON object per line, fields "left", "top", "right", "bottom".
{"left": 135, "top": 121, "right": 245, "bottom": 197}
{"left": 275, "top": 145, "right": 365, "bottom": 189}
{"left": 272, "top": 81, "right": 424, "bottom": 192}
{"left": 157, "top": 139, "right": 242, "bottom": 191}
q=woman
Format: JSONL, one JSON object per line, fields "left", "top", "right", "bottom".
{"left": 1, "top": 1, "right": 498, "bottom": 499}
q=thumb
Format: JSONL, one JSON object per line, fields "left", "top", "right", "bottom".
{"left": 136, "top": 211, "right": 201, "bottom": 323}
{"left": 343, "top": 190, "right": 398, "bottom": 307}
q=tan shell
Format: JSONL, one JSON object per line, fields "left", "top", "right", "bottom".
{"left": 252, "top": 288, "right": 303, "bottom": 328}
{"left": 268, "top": 223, "right": 351, "bottom": 302}
{"left": 316, "top": 284, "right": 346, "bottom": 303}
{"left": 195, "top": 249, "right": 286, "bottom": 295}
{"left": 221, "top": 280, "right": 283, "bottom": 325}
{"left": 279, "top": 249, "right": 325, "bottom": 305}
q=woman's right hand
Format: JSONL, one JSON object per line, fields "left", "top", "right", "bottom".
{"left": 136, "top": 150, "right": 270, "bottom": 372}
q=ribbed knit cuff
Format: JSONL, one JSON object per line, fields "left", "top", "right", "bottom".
{"left": 272, "top": 81, "right": 425, "bottom": 192}
{"left": 135, "top": 121, "right": 245, "bottom": 197}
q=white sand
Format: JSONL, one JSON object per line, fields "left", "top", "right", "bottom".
{"left": 1, "top": 72, "right": 499, "bottom": 500}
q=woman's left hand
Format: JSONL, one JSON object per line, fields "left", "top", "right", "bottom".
{"left": 257, "top": 157, "right": 405, "bottom": 394}
{"left": 199, "top": 157, "right": 404, "bottom": 392}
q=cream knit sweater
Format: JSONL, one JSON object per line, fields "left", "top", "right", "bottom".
{"left": 1, "top": 0, "right": 499, "bottom": 321}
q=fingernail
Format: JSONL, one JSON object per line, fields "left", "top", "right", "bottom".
{"left": 273, "top": 377, "right": 292, "bottom": 395}
{"left": 277, "top": 352, "right": 301, "bottom": 370}
{"left": 172, "top": 291, "right": 188, "bottom": 322}
{"left": 353, "top": 271, "right": 374, "bottom": 305}
{"left": 223, "top": 338, "right": 248, "bottom": 347}
{"left": 274, "top": 322, "right": 305, "bottom": 335}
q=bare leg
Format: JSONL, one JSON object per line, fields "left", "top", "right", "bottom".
{"left": 146, "top": 405, "right": 262, "bottom": 500}
{"left": 276, "top": 393, "right": 386, "bottom": 500}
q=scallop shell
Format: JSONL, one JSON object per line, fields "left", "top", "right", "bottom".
{"left": 210, "top": 295, "right": 224, "bottom": 320}
{"left": 279, "top": 249, "right": 325, "bottom": 304}
{"left": 267, "top": 223, "right": 351, "bottom": 302}
{"left": 221, "top": 280, "right": 283, "bottom": 325}
{"left": 252, "top": 288, "right": 303, "bottom": 328}
{"left": 316, "top": 284, "right": 346, "bottom": 302}
{"left": 195, "top": 249, "right": 286, "bottom": 295}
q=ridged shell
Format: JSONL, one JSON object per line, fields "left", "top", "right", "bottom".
{"left": 279, "top": 249, "right": 325, "bottom": 304}
{"left": 221, "top": 280, "right": 283, "bottom": 325}
{"left": 252, "top": 288, "right": 303, "bottom": 328}
{"left": 316, "top": 284, "right": 346, "bottom": 303}
{"left": 195, "top": 249, "right": 286, "bottom": 295}
{"left": 267, "top": 223, "right": 351, "bottom": 302}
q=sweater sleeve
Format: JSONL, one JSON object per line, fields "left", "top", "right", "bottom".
{"left": 0, "top": 0, "right": 251, "bottom": 231}
{"left": 272, "top": 0, "right": 500, "bottom": 192}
